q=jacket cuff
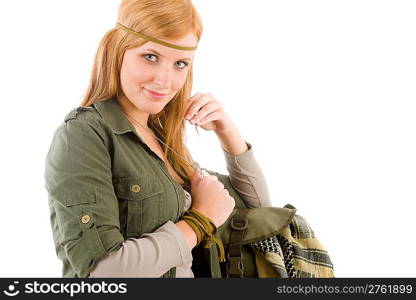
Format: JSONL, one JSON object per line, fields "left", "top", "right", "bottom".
{"left": 222, "top": 141, "right": 256, "bottom": 173}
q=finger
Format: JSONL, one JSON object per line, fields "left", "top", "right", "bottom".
{"left": 188, "top": 92, "right": 204, "bottom": 102}
{"left": 186, "top": 93, "right": 215, "bottom": 120}
{"left": 195, "top": 110, "right": 222, "bottom": 126}
{"left": 200, "top": 169, "right": 210, "bottom": 177}
{"left": 187, "top": 94, "right": 210, "bottom": 119}
{"left": 204, "top": 174, "right": 216, "bottom": 181}
{"left": 190, "top": 101, "right": 221, "bottom": 125}
{"left": 185, "top": 93, "right": 204, "bottom": 119}
{"left": 191, "top": 168, "right": 202, "bottom": 184}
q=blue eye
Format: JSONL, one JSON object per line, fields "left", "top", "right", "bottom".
{"left": 176, "top": 61, "right": 189, "bottom": 69}
{"left": 144, "top": 54, "right": 157, "bottom": 62}
{"left": 143, "top": 53, "right": 189, "bottom": 70}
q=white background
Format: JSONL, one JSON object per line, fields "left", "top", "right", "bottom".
{"left": 0, "top": 0, "right": 415, "bottom": 277}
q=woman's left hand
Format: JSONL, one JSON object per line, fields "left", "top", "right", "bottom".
{"left": 184, "top": 92, "right": 235, "bottom": 134}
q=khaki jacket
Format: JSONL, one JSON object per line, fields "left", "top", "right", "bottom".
{"left": 44, "top": 96, "right": 295, "bottom": 277}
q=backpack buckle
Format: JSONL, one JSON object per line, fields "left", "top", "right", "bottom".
{"left": 226, "top": 255, "right": 244, "bottom": 277}
{"left": 230, "top": 217, "right": 248, "bottom": 230}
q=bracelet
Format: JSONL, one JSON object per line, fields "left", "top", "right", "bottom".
{"left": 180, "top": 209, "right": 226, "bottom": 262}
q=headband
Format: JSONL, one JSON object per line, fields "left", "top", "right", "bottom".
{"left": 116, "top": 22, "right": 198, "bottom": 51}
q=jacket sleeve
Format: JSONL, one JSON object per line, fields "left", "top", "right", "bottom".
{"left": 221, "top": 141, "right": 272, "bottom": 208}
{"left": 88, "top": 220, "right": 193, "bottom": 278}
{"left": 45, "top": 117, "right": 126, "bottom": 277}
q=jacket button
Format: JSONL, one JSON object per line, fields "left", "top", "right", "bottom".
{"left": 131, "top": 184, "right": 141, "bottom": 193}
{"left": 81, "top": 215, "right": 90, "bottom": 224}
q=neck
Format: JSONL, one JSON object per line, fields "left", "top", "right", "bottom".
{"left": 116, "top": 93, "right": 150, "bottom": 128}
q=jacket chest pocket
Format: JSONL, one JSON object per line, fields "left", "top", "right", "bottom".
{"left": 113, "top": 176, "right": 164, "bottom": 237}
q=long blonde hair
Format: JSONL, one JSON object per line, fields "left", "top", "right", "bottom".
{"left": 80, "top": 0, "right": 203, "bottom": 182}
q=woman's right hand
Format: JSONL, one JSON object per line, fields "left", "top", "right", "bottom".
{"left": 189, "top": 168, "right": 235, "bottom": 227}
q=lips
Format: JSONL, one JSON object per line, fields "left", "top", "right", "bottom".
{"left": 144, "top": 88, "right": 167, "bottom": 97}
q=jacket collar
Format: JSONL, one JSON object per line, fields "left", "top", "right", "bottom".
{"left": 93, "top": 96, "right": 136, "bottom": 135}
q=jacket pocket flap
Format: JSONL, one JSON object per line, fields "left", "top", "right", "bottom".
{"left": 215, "top": 205, "right": 297, "bottom": 245}
{"left": 113, "top": 176, "right": 163, "bottom": 201}
{"left": 64, "top": 192, "right": 96, "bottom": 207}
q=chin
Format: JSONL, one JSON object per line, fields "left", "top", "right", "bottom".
{"left": 128, "top": 96, "right": 162, "bottom": 113}
{"left": 147, "top": 107, "right": 164, "bottom": 115}
{"left": 143, "top": 102, "right": 166, "bottom": 115}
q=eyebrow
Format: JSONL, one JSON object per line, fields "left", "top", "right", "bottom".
{"left": 143, "top": 48, "right": 193, "bottom": 62}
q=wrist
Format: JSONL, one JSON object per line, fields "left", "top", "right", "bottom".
{"left": 175, "top": 220, "right": 198, "bottom": 249}
{"left": 215, "top": 125, "right": 248, "bottom": 155}
{"left": 214, "top": 121, "right": 237, "bottom": 137}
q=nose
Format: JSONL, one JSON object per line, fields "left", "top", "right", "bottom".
{"left": 153, "top": 63, "right": 172, "bottom": 91}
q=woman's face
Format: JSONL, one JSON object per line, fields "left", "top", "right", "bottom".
{"left": 119, "top": 31, "right": 197, "bottom": 116}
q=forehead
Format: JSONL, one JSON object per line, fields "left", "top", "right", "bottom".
{"left": 136, "top": 31, "right": 198, "bottom": 58}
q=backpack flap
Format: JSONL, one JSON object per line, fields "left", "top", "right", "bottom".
{"left": 215, "top": 205, "right": 297, "bottom": 245}
{"left": 214, "top": 205, "right": 297, "bottom": 277}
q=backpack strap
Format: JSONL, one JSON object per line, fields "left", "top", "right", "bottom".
{"left": 226, "top": 209, "right": 249, "bottom": 277}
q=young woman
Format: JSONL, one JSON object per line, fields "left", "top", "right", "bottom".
{"left": 45, "top": 0, "right": 274, "bottom": 278}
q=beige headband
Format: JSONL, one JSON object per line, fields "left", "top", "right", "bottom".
{"left": 116, "top": 22, "right": 198, "bottom": 51}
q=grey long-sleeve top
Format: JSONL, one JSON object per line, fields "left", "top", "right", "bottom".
{"left": 88, "top": 141, "right": 271, "bottom": 278}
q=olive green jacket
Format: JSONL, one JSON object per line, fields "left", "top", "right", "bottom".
{"left": 44, "top": 96, "right": 294, "bottom": 278}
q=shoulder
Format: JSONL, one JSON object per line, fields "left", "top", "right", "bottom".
{"left": 59, "top": 104, "right": 112, "bottom": 135}
{"left": 51, "top": 105, "right": 110, "bottom": 147}
{"left": 64, "top": 105, "right": 101, "bottom": 123}
{"left": 46, "top": 106, "right": 112, "bottom": 167}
